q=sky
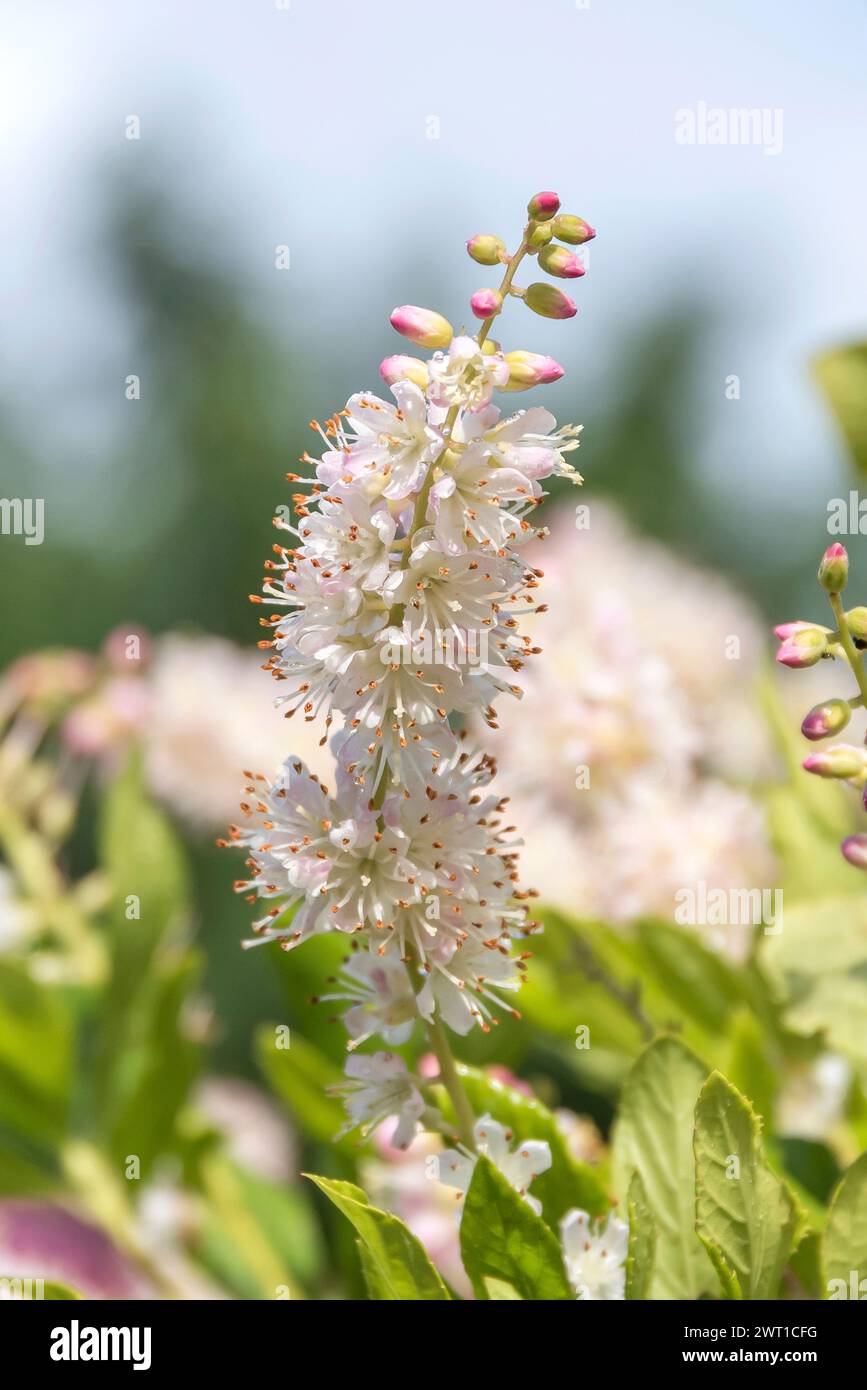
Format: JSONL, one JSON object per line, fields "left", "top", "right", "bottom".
{"left": 2, "top": 0, "right": 866, "bottom": 521}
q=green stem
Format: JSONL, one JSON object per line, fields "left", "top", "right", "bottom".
{"left": 375, "top": 225, "right": 536, "bottom": 1119}
{"left": 829, "top": 593, "right": 867, "bottom": 706}
{"left": 426, "top": 1012, "right": 476, "bottom": 1150}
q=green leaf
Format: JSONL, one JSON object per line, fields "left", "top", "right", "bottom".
{"left": 813, "top": 342, "right": 867, "bottom": 476}
{"left": 785, "top": 975, "right": 867, "bottom": 1069}
{"left": 447, "top": 1063, "right": 609, "bottom": 1226}
{"left": 460, "top": 1154, "right": 572, "bottom": 1301}
{"left": 823, "top": 1151, "right": 867, "bottom": 1299}
{"left": 306, "top": 1174, "right": 450, "bottom": 1300}
{"left": 255, "top": 1026, "right": 347, "bottom": 1145}
{"left": 0, "top": 960, "right": 72, "bottom": 1148}
{"left": 484, "top": 1276, "right": 524, "bottom": 1300}
{"left": 636, "top": 920, "right": 743, "bottom": 1036}
{"left": 625, "top": 1171, "right": 656, "bottom": 1300}
{"left": 694, "top": 1071, "right": 799, "bottom": 1300}
{"left": 612, "top": 1037, "right": 714, "bottom": 1299}
{"left": 699, "top": 1236, "right": 744, "bottom": 1300}
{"left": 724, "top": 1009, "right": 778, "bottom": 1128}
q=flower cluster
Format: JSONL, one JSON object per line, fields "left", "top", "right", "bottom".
{"left": 776, "top": 542, "right": 867, "bottom": 868}
{"left": 226, "top": 192, "right": 594, "bottom": 1157}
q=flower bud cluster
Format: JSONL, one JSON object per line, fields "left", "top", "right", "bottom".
{"left": 777, "top": 543, "right": 867, "bottom": 870}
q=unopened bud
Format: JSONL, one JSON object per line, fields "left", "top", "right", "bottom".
{"left": 481, "top": 338, "right": 501, "bottom": 356}
{"left": 801, "top": 698, "right": 852, "bottom": 741}
{"left": 501, "top": 350, "right": 565, "bottom": 391}
{"left": 538, "top": 244, "right": 586, "bottom": 279}
{"left": 527, "top": 191, "right": 560, "bottom": 221}
{"left": 389, "top": 305, "right": 453, "bottom": 349}
{"left": 470, "top": 288, "right": 503, "bottom": 320}
{"left": 524, "top": 282, "right": 577, "bottom": 320}
{"left": 803, "top": 744, "right": 867, "bottom": 780}
{"left": 528, "top": 222, "right": 554, "bottom": 249}
{"left": 774, "top": 621, "right": 830, "bottom": 668}
{"left": 553, "top": 214, "right": 596, "bottom": 245}
{"left": 818, "top": 543, "right": 849, "bottom": 593}
{"left": 379, "top": 354, "right": 429, "bottom": 390}
{"left": 845, "top": 607, "right": 867, "bottom": 643}
{"left": 842, "top": 833, "right": 867, "bottom": 868}
{"left": 467, "top": 234, "right": 507, "bottom": 266}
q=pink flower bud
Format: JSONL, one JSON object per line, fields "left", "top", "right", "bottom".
{"left": 818, "top": 543, "right": 849, "bottom": 594}
{"left": 842, "top": 834, "right": 867, "bottom": 869}
{"left": 538, "top": 245, "right": 586, "bottom": 279}
{"left": 524, "top": 282, "right": 577, "bottom": 319}
{"left": 379, "top": 354, "right": 429, "bottom": 390}
{"left": 389, "top": 305, "right": 453, "bottom": 349}
{"left": 802, "top": 744, "right": 867, "bottom": 780}
{"left": 553, "top": 214, "right": 596, "bottom": 245}
{"left": 501, "top": 350, "right": 565, "bottom": 391}
{"left": 801, "top": 698, "right": 852, "bottom": 741}
{"left": 528, "top": 191, "right": 561, "bottom": 221}
{"left": 470, "top": 288, "right": 503, "bottom": 320}
{"left": 467, "top": 234, "right": 507, "bottom": 266}
{"left": 774, "top": 621, "right": 829, "bottom": 668}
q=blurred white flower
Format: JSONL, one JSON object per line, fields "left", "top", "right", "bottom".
{"left": 777, "top": 1054, "right": 851, "bottom": 1141}
{"left": 482, "top": 504, "right": 777, "bottom": 952}
{"left": 143, "top": 635, "right": 332, "bottom": 829}
{"left": 195, "top": 1076, "right": 297, "bottom": 1183}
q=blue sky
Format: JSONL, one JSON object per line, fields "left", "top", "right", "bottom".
{"left": 2, "top": 0, "right": 866, "bottom": 526}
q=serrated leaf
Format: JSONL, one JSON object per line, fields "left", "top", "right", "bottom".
{"left": 460, "top": 1154, "right": 572, "bottom": 1301}
{"left": 306, "top": 1174, "right": 450, "bottom": 1300}
{"left": 447, "top": 1064, "right": 608, "bottom": 1226}
{"left": 625, "top": 1171, "right": 656, "bottom": 1300}
{"left": 694, "top": 1071, "right": 798, "bottom": 1300}
{"left": 699, "top": 1235, "right": 743, "bottom": 1299}
{"left": 823, "top": 1151, "right": 867, "bottom": 1299}
{"left": 612, "top": 1037, "right": 714, "bottom": 1299}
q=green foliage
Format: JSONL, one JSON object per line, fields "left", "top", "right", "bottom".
{"left": 694, "top": 1072, "right": 799, "bottom": 1300}
{"left": 306, "top": 1174, "right": 450, "bottom": 1300}
{"left": 459, "top": 1155, "right": 573, "bottom": 1301}
{"left": 612, "top": 1037, "right": 715, "bottom": 1299}
{"left": 625, "top": 1171, "right": 656, "bottom": 1300}
{"left": 823, "top": 1151, "right": 867, "bottom": 1298}
{"left": 813, "top": 342, "right": 867, "bottom": 476}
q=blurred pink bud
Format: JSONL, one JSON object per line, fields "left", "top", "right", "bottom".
{"left": 524, "top": 282, "right": 577, "bottom": 319}
{"left": 467, "top": 234, "right": 507, "bottom": 266}
{"left": 528, "top": 191, "right": 560, "bottom": 221}
{"left": 553, "top": 214, "right": 596, "bottom": 245}
{"left": 389, "top": 305, "right": 453, "bottom": 349}
{"left": 470, "top": 288, "right": 503, "bottom": 320}
{"left": 502, "top": 350, "right": 565, "bottom": 391}
{"left": 842, "top": 834, "right": 867, "bottom": 869}
{"left": 538, "top": 244, "right": 586, "bottom": 279}
{"left": 379, "top": 354, "right": 429, "bottom": 390}
{"left": 774, "top": 621, "right": 829, "bottom": 668}
{"left": 818, "top": 543, "right": 849, "bottom": 594}
{"left": 802, "top": 744, "right": 866, "bottom": 780}
{"left": 801, "top": 698, "right": 851, "bottom": 741}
